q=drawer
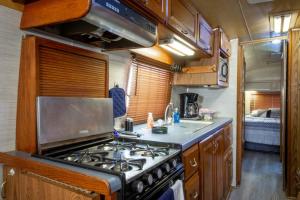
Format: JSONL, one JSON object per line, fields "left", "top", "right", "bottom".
{"left": 184, "top": 173, "right": 200, "bottom": 200}
{"left": 183, "top": 144, "right": 199, "bottom": 179}
{"left": 224, "top": 124, "right": 232, "bottom": 151}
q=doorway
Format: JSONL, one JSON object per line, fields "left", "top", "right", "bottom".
{"left": 233, "top": 39, "right": 288, "bottom": 199}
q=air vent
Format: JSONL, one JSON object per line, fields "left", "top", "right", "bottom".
{"left": 247, "top": 0, "right": 273, "bottom": 4}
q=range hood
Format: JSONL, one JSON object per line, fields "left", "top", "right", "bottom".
{"left": 20, "top": 0, "right": 157, "bottom": 50}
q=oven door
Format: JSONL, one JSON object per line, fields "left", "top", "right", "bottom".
{"left": 219, "top": 57, "right": 229, "bottom": 83}
{"left": 125, "top": 164, "right": 184, "bottom": 200}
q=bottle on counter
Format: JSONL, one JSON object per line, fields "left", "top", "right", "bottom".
{"left": 173, "top": 108, "right": 180, "bottom": 124}
{"left": 147, "top": 112, "right": 154, "bottom": 128}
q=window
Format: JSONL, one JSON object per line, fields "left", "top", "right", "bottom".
{"left": 127, "top": 55, "right": 173, "bottom": 123}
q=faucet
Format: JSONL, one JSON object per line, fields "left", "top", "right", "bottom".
{"left": 164, "top": 102, "right": 174, "bottom": 125}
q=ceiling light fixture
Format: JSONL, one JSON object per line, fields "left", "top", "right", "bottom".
{"left": 159, "top": 37, "right": 195, "bottom": 57}
{"left": 272, "top": 13, "right": 293, "bottom": 33}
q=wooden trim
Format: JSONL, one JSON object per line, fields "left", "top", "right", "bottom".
{"left": 236, "top": 44, "right": 244, "bottom": 186}
{"left": 0, "top": 153, "right": 111, "bottom": 196}
{"left": 20, "top": 0, "right": 91, "bottom": 29}
{"left": 239, "top": 36, "right": 288, "bottom": 46}
{"left": 0, "top": 0, "right": 24, "bottom": 11}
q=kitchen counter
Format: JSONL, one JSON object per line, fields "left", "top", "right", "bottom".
{"left": 132, "top": 117, "right": 233, "bottom": 151}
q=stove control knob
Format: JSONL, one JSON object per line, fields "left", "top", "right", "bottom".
{"left": 142, "top": 174, "right": 154, "bottom": 185}
{"left": 131, "top": 180, "right": 144, "bottom": 194}
{"left": 162, "top": 163, "right": 171, "bottom": 173}
{"left": 170, "top": 159, "right": 177, "bottom": 168}
{"left": 153, "top": 168, "right": 163, "bottom": 179}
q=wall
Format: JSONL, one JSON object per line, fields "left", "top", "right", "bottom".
{"left": 0, "top": 5, "right": 130, "bottom": 193}
{"left": 171, "top": 39, "right": 239, "bottom": 186}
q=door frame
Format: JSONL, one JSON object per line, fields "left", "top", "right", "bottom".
{"left": 236, "top": 36, "right": 288, "bottom": 186}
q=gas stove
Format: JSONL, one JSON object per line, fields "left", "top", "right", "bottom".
{"left": 35, "top": 97, "right": 183, "bottom": 200}
{"left": 40, "top": 139, "right": 182, "bottom": 200}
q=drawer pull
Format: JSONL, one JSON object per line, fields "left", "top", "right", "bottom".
{"left": 1, "top": 181, "right": 6, "bottom": 199}
{"left": 193, "top": 191, "right": 199, "bottom": 199}
{"left": 189, "top": 158, "right": 198, "bottom": 168}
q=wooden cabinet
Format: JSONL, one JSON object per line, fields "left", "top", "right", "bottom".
{"left": 199, "top": 136, "right": 215, "bottom": 200}
{"left": 224, "top": 149, "right": 233, "bottom": 199}
{"left": 198, "top": 15, "right": 214, "bottom": 55}
{"left": 183, "top": 144, "right": 200, "bottom": 179}
{"left": 173, "top": 29, "right": 229, "bottom": 88}
{"left": 198, "top": 124, "right": 232, "bottom": 200}
{"left": 2, "top": 166, "right": 100, "bottom": 200}
{"left": 184, "top": 173, "right": 200, "bottom": 200}
{"left": 167, "top": 0, "right": 198, "bottom": 43}
{"left": 220, "top": 28, "right": 231, "bottom": 57}
{"left": 215, "top": 132, "right": 225, "bottom": 200}
{"left": 137, "top": 0, "right": 167, "bottom": 21}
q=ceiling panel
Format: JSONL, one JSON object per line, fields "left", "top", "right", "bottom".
{"left": 190, "top": 0, "right": 300, "bottom": 42}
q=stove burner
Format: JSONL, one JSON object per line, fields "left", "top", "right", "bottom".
{"left": 98, "top": 141, "right": 137, "bottom": 151}
{"left": 62, "top": 151, "right": 109, "bottom": 164}
{"left": 93, "top": 158, "right": 146, "bottom": 172}
{"left": 130, "top": 145, "right": 170, "bottom": 158}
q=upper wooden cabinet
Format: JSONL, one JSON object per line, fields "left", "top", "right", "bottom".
{"left": 167, "top": 0, "right": 198, "bottom": 43}
{"left": 198, "top": 15, "right": 214, "bottom": 55}
{"left": 137, "top": 0, "right": 167, "bottom": 21}
{"left": 220, "top": 28, "right": 231, "bottom": 57}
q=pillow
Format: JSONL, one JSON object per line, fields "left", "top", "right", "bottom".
{"left": 250, "top": 109, "right": 267, "bottom": 117}
{"left": 269, "top": 108, "right": 280, "bottom": 118}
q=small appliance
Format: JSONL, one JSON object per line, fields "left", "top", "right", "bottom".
{"left": 218, "top": 56, "right": 229, "bottom": 84}
{"left": 179, "top": 93, "right": 199, "bottom": 118}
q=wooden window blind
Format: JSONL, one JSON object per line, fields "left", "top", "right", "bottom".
{"left": 250, "top": 93, "right": 281, "bottom": 111}
{"left": 127, "top": 56, "right": 173, "bottom": 123}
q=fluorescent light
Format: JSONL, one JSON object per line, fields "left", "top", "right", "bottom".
{"left": 283, "top": 14, "right": 291, "bottom": 32}
{"left": 159, "top": 37, "right": 195, "bottom": 56}
{"left": 174, "top": 35, "right": 195, "bottom": 49}
{"left": 274, "top": 16, "right": 282, "bottom": 33}
{"left": 169, "top": 39, "right": 195, "bottom": 56}
{"left": 272, "top": 39, "right": 281, "bottom": 44}
{"left": 160, "top": 44, "right": 185, "bottom": 56}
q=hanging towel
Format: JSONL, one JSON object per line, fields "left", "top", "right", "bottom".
{"left": 109, "top": 87, "right": 126, "bottom": 118}
{"left": 158, "top": 188, "right": 175, "bottom": 200}
{"left": 171, "top": 180, "right": 185, "bottom": 200}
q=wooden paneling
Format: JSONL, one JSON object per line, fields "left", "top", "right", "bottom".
{"left": 250, "top": 93, "right": 281, "bottom": 111}
{"left": 16, "top": 36, "right": 109, "bottom": 154}
{"left": 0, "top": 0, "right": 24, "bottom": 11}
{"left": 20, "top": 0, "right": 91, "bottom": 29}
{"left": 287, "top": 29, "right": 300, "bottom": 198}
{"left": 3, "top": 166, "right": 100, "bottom": 200}
{"left": 0, "top": 153, "right": 111, "bottom": 197}
{"left": 182, "top": 144, "right": 199, "bottom": 180}
{"left": 236, "top": 44, "right": 245, "bottom": 186}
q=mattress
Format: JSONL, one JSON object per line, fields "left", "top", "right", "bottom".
{"left": 244, "top": 116, "right": 280, "bottom": 146}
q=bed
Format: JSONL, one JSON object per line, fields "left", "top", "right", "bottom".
{"left": 244, "top": 108, "right": 281, "bottom": 152}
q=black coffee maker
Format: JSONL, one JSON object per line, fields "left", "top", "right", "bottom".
{"left": 180, "top": 93, "right": 199, "bottom": 118}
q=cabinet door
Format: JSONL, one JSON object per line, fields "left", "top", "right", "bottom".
{"left": 183, "top": 144, "right": 199, "bottom": 180}
{"left": 224, "top": 149, "right": 233, "bottom": 199}
{"left": 198, "top": 15, "right": 213, "bottom": 55}
{"left": 199, "top": 136, "right": 215, "bottom": 200}
{"left": 167, "top": 0, "right": 198, "bottom": 43}
{"left": 140, "top": 0, "right": 166, "bottom": 21}
{"left": 224, "top": 124, "right": 232, "bottom": 151}
{"left": 214, "top": 130, "right": 225, "bottom": 200}
{"left": 220, "top": 29, "right": 231, "bottom": 57}
{"left": 2, "top": 166, "right": 19, "bottom": 200}
{"left": 184, "top": 173, "right": 200, "bottom": 200}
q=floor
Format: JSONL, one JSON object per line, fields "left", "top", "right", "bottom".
{"left": 230, "top": 150, "right": 287, "bottom": 200}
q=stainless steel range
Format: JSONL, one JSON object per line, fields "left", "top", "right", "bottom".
{"left": 35, "top": 97, "right": 183, "bottom": 200}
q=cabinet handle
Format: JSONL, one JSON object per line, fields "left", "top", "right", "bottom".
{"left": 189, "top": 158, "right": 198, "bottom": 168}
{"left": 1, "top": 181, "right": 6, "bottom": 199}
{"left": 192, "top": 191, "right": 199, "bottom": 199}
